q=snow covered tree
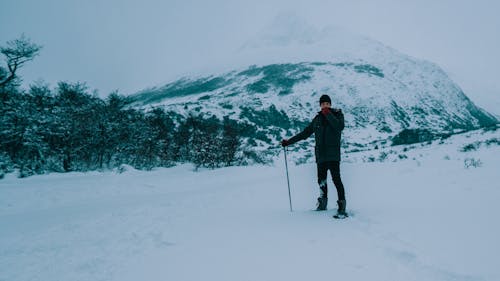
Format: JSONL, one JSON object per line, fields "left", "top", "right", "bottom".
{"left": 0, "top": 76, "right": 247, "bottom": 177}
{"left": 221, "top": 116, "right": 240, "bottom": 166}
{"left": 194, "top": 115, "right": 224, "bottom": 169}
{"left": 51, "top": 82, "right": 103, "bottom": 171}
{"left": 145, "top": 107, "right": 176, "bottom": 167}
{"left": 98, "top": 92, "right": 133, "bottom": 168}
{"left": 0, "top": 35, "right": 42, "bottom": 88}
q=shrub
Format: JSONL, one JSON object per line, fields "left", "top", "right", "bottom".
{"left": 464, "top": 158, "right": 482, "bottom": 169}
{"left": 392, "top": 128, "right": 434, "bottom": 146}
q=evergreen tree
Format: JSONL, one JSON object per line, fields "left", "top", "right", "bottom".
{"left": 145, "top": 107, "right": 175, "bottom": 166}
{"left": 0, "top": 35, "right": 42, "bottom": 88}
{"left": 221, "top": 116, "right": 240, "bottom": 166}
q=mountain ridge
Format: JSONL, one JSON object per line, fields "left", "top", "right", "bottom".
{"left": 130, "top": 61, "right": 497, "bottom": 153}
{"left": 129, "top": 21, "right": 498, "bottom": 160}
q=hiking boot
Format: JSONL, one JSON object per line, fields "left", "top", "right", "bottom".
{"left": 316, "top": 197, "right": 328, "bottom": 211}
{"left": 336, "top": 200, "right": 347, "bottom": 216}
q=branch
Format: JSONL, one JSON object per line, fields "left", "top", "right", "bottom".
{"left": 0, "top": 34, "right": 42, "bottom": 88}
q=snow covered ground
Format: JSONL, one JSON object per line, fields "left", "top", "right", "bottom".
{"left": 1, "top": 127, "right": 499, "bottom": 281}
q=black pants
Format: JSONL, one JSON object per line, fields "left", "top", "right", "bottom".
{"left": 317, "top": 161, "right": 345, "bottom": 201}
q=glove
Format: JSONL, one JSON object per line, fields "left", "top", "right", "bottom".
{"left": 321, "top": 107, "right": 331, "bottom": 116}
{"left": 332, "top": 108, "right": 342, "bottom": 115}
{"left": 281, "top": 139, "right": 290, "bottom": 147}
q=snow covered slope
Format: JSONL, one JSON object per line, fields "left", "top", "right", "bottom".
{"left": 1, "top": 126, "right": 499, "bottom": 281}
{"left": 130, "top": 19, "right": 497, "bottom": 154}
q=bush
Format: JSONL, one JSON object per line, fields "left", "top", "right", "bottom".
{"left": 378, "top": 151, "right": 388, "bottom": 162}
{"left": 461, "top": 138, "right": 500, "bottom": 152}
{"left": 464, "top": 158, "right": 482, "bottom": 169}
{"left": 461, "top": 142, "right": 480, "bottom": 152}
{"left": 485, "top": 138, "right": 500, "bottom": 146}
{"left": 392, "top": 128, "right": 434, "bottom": 146}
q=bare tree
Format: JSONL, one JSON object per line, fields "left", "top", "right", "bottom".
{"left": 0, "top": 34, "right": 42, "bottom": 88}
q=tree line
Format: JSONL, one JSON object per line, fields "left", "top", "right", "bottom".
{"left": 0, "top": 36, "right": 254, "bottom": 178}
{"left": 1, "top": 82, "right": 248, "bottom": 177}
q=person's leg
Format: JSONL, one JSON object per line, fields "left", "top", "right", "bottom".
{"left": 317, "top": 162, "right": 328, "bottom": 198}
{"left": 316, "top": 162, "right": 328, "bottom": 210}
{"left": 330, "top": 161, "right": 347, "bottom": 216}
{"left": 330, "top": 161, "right": 345, "bottom": 201}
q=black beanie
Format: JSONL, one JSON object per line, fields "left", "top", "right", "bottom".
{"left": 319, "top": 94, "right": 331, "bottom": 105}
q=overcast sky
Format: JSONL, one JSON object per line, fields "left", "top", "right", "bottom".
{"left": 1, "top": 0, "right": 499, "bottom": 114}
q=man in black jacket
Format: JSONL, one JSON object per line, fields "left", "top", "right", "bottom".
{"left": 281, "top": 94, "right": 347, "bottom": 217}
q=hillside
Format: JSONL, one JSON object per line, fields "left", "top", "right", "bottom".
{"left": 131, "top": 60, "right": 497, "bottom": 161}
{"left": 129, "top": 20, "right": 498, "bottom": 164}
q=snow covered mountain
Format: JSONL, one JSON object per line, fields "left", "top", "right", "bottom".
{"left": 130, "top": 62, "right": 497, "bottom": 150}
{"left": 130, "top": 16, "right": 498, "bottom": 158}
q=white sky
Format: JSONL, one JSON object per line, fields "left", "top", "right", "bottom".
{"left": 1, "top": 0, "right": 499, "bottom": 114}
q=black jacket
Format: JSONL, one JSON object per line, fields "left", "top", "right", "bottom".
{"left": 288, "top": 110, "right": 345, "bottom": 163}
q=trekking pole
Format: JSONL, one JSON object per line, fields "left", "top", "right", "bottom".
{"left": 283, "top": 147, "right": 293, "bottom": 212}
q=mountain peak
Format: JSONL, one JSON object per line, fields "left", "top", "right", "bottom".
{"left": 237, "top": 13, "right": 396, "bottom": 68}
{"left": 242, "top": 12, "right": 324, "bottom": 48}
{"left": 131, "top": 22, "right": 498, "bottom": 159}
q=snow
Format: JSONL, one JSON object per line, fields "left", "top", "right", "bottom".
{"left": 1, "top": 129, "right": 499, "bottom": 281}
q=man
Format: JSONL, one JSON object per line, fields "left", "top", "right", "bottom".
{"left": 281, "top": 94, "right": 347, "bottom": 218}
